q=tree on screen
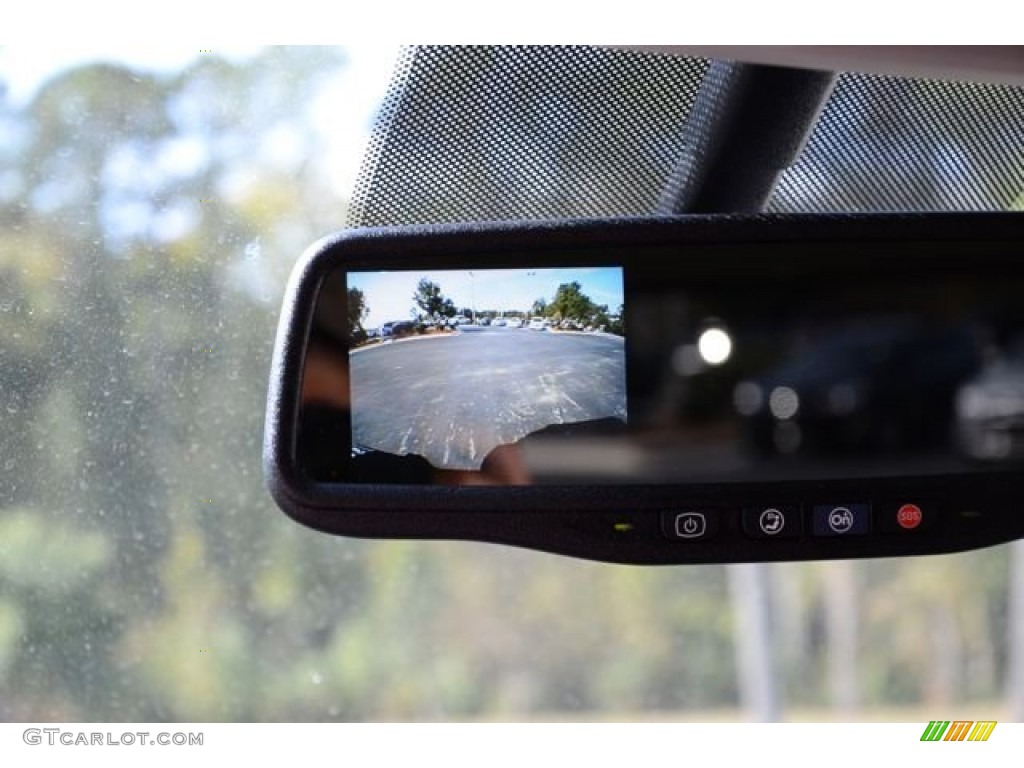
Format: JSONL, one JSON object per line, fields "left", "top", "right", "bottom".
{"left": 413, "top": 278, "right": 457, "bottom": 325}
{"left": 551, "top": 281, "right": 596, "bottom": 326}
{"left": 348, "top": 287, "right": 369, "bottom": 342}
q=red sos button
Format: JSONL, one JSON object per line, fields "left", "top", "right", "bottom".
{"left": 897, "top": 503, "right": 923, "bottom": 530}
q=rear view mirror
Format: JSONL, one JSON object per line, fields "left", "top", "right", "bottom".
{"left": 264, "top": 214, "right": 1024, "bottom": 564}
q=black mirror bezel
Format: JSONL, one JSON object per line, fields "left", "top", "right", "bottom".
{"left": 264, "top": 213, "right": 1024, "bottom": 564}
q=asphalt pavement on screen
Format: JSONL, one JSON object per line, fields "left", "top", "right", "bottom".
{"left": 350, "top": 327, "right": 626, "bottom": 470}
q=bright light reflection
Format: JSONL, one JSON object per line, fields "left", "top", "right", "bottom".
{"left": 697, "top": 328, "right": 732, "bottom": 365}
{"left": 769, "top": 386, "right": 800, "bottom": 420}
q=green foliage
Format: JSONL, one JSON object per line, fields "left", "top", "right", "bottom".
{"left": 607, "top": 303, "right": 625, "bottom": 335}
{"left": 546, "top": 281, "right": 613, "bottom": 330}
{"left": 347, "top": 287, "right": 369, "bottom": 343}
{"left": 0, "top": 598, "right": 24, "bottom": 679}
{"left": 550, "top": 281, "right": 588, "bottom": 322}
{"left": 0, "top": 511, "right": 112, "bottom": 590}
{"left": 412, "top": 277, "right": 456, "bottom": 324}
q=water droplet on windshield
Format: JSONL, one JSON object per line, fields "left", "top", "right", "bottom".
{"left": 244, "top": 238, "right": 261, "bottom": 261}
{"left": 311, "top": 672, "right": 323, "bottom": 685}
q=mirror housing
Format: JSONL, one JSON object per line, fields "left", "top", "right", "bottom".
{"left": 265, "top": 213, "right": 1024, "bottom": 564}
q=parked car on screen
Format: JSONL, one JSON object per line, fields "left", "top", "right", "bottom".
{"left": 381, "top": 320, "right": 415, "bottom": 338}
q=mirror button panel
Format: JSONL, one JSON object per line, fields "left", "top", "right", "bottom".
{"left": 659, "top": 501, "right": 941, "bottom": 547}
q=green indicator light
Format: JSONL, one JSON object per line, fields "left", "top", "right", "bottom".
{"left": 613, "top": 522, "right": 633, "bottom": 533}
{"left": 960, "top": 510, "right": 983, "bottom": 519}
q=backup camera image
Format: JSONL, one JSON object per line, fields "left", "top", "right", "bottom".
{"left": 347, "top": 267, "right": 626, "bottom": 470}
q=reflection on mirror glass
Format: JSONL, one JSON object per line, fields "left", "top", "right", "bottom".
{"left": 299, "top": 252, "right": 1024, "bottom": 486}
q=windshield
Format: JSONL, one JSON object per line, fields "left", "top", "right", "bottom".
{"left": 1, "top": 45, "right": 1021, "bottom": 722}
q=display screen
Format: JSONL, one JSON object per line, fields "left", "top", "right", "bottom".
{"left": 297, "top": 253, "right": 1024, "bottom": 486}
{"left": 345, "top": 267, "right": 626, "bottom": 473}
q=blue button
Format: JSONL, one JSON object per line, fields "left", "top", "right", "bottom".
{"left": 812, "top": 504, "right": 871, "bottom": 536}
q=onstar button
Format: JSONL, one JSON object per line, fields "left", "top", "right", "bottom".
{"left": 897, "top": 503, "right": 923, "bottom": 530}
{"left": 811, "top": 503, "right": 871, "bottom": 537}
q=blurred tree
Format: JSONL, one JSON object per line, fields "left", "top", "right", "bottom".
{"left": 550, "top": 281, "right": 597, "bottom": 326}
{"left": 0, "top": 46, "right": 1018, "bottom": 724}
{"left": 1009, "top": 541, "right": 1024, "bottom": 720}
{"left": 347, "top": 287, "right": 368, "bottom": 342}
{"left": 730, "top": 563, "right": 780, "bottom": 721}
{"left": 607, "top": 303, "right": 625, "bottom": 335}
{"left": 822, "top": 561, "right": 860, "bottom": 714}
{"left": 412, "top": 278, "right": 456, "bottom": 325}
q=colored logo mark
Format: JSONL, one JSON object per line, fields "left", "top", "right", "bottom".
{"left": 920, "top": 720, "right": 996, "bottom": 742}
{"left": 897, "top": 503, "right": 923, "bottom": 529}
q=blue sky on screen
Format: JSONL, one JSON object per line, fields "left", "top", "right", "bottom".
{"left": 350, "top": 267, "right": 624, "bottom": 329}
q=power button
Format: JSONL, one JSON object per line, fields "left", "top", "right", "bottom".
{"left": 662, "top": 510, "right": 719, "bottom": 541}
